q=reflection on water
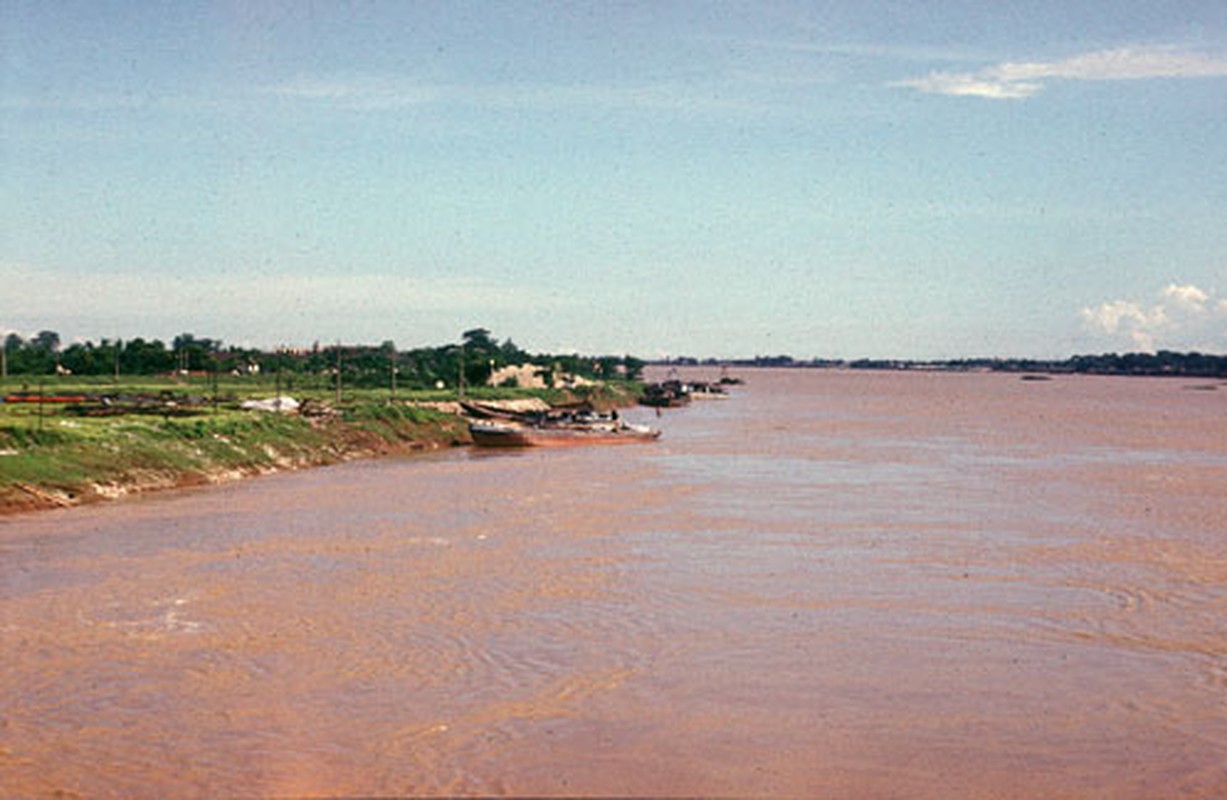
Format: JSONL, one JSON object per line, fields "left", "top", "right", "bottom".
{"left": 2, "top": 369, "right": 1225, "bottom": 797}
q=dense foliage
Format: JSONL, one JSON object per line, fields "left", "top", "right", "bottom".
{"left": 1, "top": 328, "right": 645, "bottom": 388}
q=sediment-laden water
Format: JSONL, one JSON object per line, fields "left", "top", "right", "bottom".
{"left": 2, "top": 369, "right": 1225, "bottom": 798}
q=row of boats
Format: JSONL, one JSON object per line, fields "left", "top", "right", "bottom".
{"left": 636, "top": 377, "right": 735, "bottom": 407}
{"left": 465, "top": 373, "right": 741, "bottom": 447}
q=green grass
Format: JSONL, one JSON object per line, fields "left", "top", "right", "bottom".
{"left": 0, "top": 385, "right": 463, "bottom": 512}
{"left": 0, "top": 374, "right": 641, "bottom": 512}
{"left": 1, "top": 371, "right": 639, "bottom": 402}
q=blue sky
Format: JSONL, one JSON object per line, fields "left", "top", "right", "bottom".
{"left": 3, "top": 1, "right": 1226, "bottom": 359}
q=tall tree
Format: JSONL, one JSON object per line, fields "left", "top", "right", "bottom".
{"left": 31, "top": 330, "right": 60, "bottom": 352}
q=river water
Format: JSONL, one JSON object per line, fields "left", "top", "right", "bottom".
{"left": 2, "top": 368, "right": 1225, "bottom": 798}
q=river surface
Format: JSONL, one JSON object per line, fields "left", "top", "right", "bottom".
{"left": 2, "top": 369, "right": 1226, "bottom": 798}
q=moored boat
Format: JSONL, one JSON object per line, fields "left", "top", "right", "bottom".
{"left": 687, "top": 381, "right": 730, "bottom": 399}
{"left": 638, "top": 379, "right": 691, "bottom": 408}
{"left": 469, "top": 419, "right": 661, "bottom": 447}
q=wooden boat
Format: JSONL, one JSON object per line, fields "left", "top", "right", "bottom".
{"left": 459, "top": 399, "right": 542, "bottom": 422}
{"left": 638, "top": 380, "right": 691, "bottom": 408}
{"left": 687, "top": 381, "right": 730, "bottom": 399}
{"left": 3, "top": 394, "right": 89, "bottom": 404}
{"left": 469, "top": 419, "right": 661, "bottom": 447}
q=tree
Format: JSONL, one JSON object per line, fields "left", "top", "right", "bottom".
{"left": 461, "top": 328, "right": 495, "bottom": 352}
{"left": 622, "top": 355, "right": 646, "bottom": 381}
{"left": 172, "top": 333, "right": 221, "bottom": 372}
{"left": 500, "top": 338, "right": 528, "bottom": 364}
{"left": 459, "top": 328, "right": 504, "bottom": 386}
{"left": 121, "top": 338, "right": 174, "bottom": 374}
{"left": 31, "top": 330, "right": 60, "bottom": 352}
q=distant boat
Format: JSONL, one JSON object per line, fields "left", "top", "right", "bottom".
{"left": 469, "top": 419, "right": 661, "bottom": 447}
{"left": 687, "top": 381, "right": 730, "bottom": 399}
{"left": 638, "top": 380, "right": 691, "bottom": 408}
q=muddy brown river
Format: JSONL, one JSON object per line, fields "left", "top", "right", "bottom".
{"left": 2, "top": 369, "right": 1225, "bottom": 798}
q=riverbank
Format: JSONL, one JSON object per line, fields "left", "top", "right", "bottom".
{"left": 0, "top": 380, "right": 644, "bottom": 516}
{"left": 0, "top": 403, "right": 473, "bottom": 515}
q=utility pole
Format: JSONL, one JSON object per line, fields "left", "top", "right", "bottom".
{"left": 335, "top": 341, "right": 342, "bottom": 405}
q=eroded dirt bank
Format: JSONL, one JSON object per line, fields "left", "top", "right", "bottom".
{"left": 0, "top": 408, "right": 471, "bottom": 516}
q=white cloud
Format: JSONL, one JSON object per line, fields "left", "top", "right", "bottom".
{"left": 1081, "top": 283, "right": 1227, "bottom": 352}
{"left": 895, "top": 45, "right": 1227, "bottom": 100}
{"left": 895, "top": 72, "right": 1042, "bottom": 99}
{"left": 1162, "top": 283, "right": 1209, "bottom": 311}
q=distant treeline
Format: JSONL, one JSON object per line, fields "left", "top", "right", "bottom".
{"left": 661, "top": 351, "right": 1227, "bottom": 378}
{"left": 1, "top": 328, "right": 645, "bottom": 388}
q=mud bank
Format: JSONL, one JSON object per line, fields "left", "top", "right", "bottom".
{"left": 0, "top": 406, "right": 471, "bottom": 516}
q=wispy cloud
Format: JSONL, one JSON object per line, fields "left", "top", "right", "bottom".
{"left": 263, "top": 76, "right": 443, "bottom": 110}
{"left": 895, "top": 45, "right": 1227, "bottom": 99}
{"left": 737, "top": 38, "right": 981, "bottom": 64}
{"left": 1081, "top": 283, "right": 1227, "bottom": 352}
{"left": 261, "top": 73, "right": 763, "bottom": 116}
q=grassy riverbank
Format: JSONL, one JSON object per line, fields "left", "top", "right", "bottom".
{"left": 0, "top": 377, "right": 640, "bottom": 515}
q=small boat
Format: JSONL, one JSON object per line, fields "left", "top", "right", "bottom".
{"left": 469, "top": 419, "right": 661, "bottom": 447}
{"left": 687, "top": 381, "right": 730, "bottom": 399}
{"left": 459, "top": 399, "right": 545, "bottom": 422}
{"left": 3, "top": 393, "right": 89, "bottom": 404}
{"left": 638, "top": 380, "right": 691, "bottom": 408}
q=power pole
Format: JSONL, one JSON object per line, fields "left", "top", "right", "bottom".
{"left": 335, "top": 341, "right": 342, "bottom": 405}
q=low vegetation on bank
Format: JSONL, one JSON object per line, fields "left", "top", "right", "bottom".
{"left": 1, "top": 392, "right": 440, "bottom": 514}
{"left": 0, "top": 379, "right": 640, "bottom": 515}
{"left": 1, "top": 327, "right": 645, "bottom": 515}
